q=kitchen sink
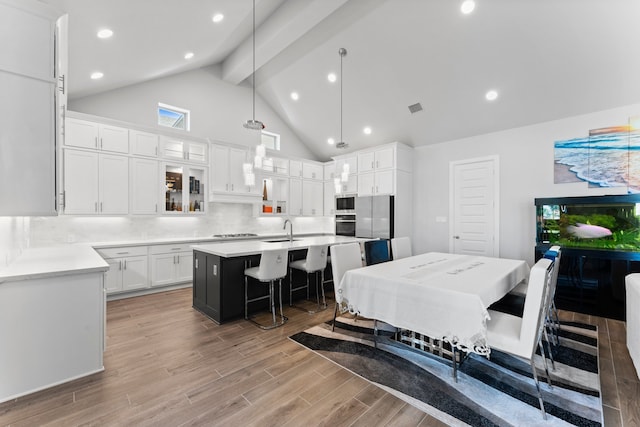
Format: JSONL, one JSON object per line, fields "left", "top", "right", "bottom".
{"left": 263, "top": 239, "right": 300, "bottom": 243}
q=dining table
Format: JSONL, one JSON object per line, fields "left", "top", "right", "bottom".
{"left": 337, "top": 251, "right": 531, "bottom": 356}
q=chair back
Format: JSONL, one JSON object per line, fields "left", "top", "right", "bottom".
{"left": 304, "top": 245, "right": 328, "bottom": 272}
{"left": 257, "top": 248, "right": 289, "bottom": 281}
{"left": 364, "top": 239, "right": 390, "bottom": 265}
{"left": 518, "top": 257, "right": 553, "bottom": 358}
{"left": 330, "top": 243, "right": 363, "bottom": 287}
{"left": 391, "top": 236, "right": 412, "bottom": 260}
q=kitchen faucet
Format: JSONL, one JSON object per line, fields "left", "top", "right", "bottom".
{"left": 283, "top": 219, "right": 293, "bottom": 243}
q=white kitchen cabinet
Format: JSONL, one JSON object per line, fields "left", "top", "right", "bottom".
{"left": 358, "top": 146, "right": 394, "bottom": 173}
{"left": 150, "top": 244, "right": 193, "bottom": 287}
{"left": 324, "top": 180, "right": 335, "bottom": 216}
{"left": 262, "top": 157, "right": 289, "bottom": 175}
{"left": 302, "top": 180, "right": 323, "bottom": 216}
{"left": 130, "top": 130, "right": 159, "bottom": 157}
{"left": 98, "top": 246, "right": 148, "bottom": 294}
{"left": 323, "top": 162, "right": 336, "bottom": 181}
{"left": 0, "top": 0, "right": 59, "bottom": 216}
{"left": 161, "top": 136, "right": 207, "bottom": 164}
{"left": 260, "top": 175, "right": 289, "bottom": 215}
{"left": 335, "top": 155, "right": 358, "bottom": 177}
{"left": 302, "top": 162, "right": 323, "bottom": 180}
{"left": 210, "top": 144, "right": 258, "bottom": 197}
{"left": 63, "top": 150, "right": 129, "bottom": 215}
{"left": 65, "top": 118, "right": 129, "bottom": 154}
{"left": 163, "top": 163, "right": 206, "bottom": 214}
{"left": 336, "top": 174, "right": 358, "bottom": 195}
{"left": 357, "top": 170, "right": 394, "bottom": 196}
{"left": 131, "top": 158, "right": 159, "bottom": 214}
{"left": 289, "top": 178, "right": 303, "bottom": 216}
{"left": 290, "top": 160, "right": 303, "bottom": 178}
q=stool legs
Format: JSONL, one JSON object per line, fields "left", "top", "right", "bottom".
{"left": 245, "top": 276, "right": 287, "bottom": 330}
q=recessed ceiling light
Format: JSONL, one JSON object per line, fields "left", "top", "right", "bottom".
{"left": 327, "top": 73, "right": 337, "bottom": 83}
{"left": 212, "top": 13, "right": 224, "bottom": 23}
{"left": 290, "top": 92, "right": 299, "bottom": 101}
{"left": 363, "top": 127, "right": 372, "bottom": 135}
{"left": 184, "top": 52, "right": 194, "bottom": 60}
{"left": 485, "top": 89, "right": 498, "bottom": 101}
{"left": 90, "top": 72, "right": 104, "bottom": 80}
{"left": 97, "top": 28, "right": 113, "bottom": 39}
{"left": 461, "top": 0, "right": 475, "bottom": 14}
{"left": 327, "top": 138, "right": 335, "bottom": 145}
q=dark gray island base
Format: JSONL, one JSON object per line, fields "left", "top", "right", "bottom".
{"left": 191, "top": 236, "right": 365, "bottom": 323}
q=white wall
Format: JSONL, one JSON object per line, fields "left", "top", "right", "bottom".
{"left": 413, "top": 102, "right": 640, "bottom": 265}
{"left": 69, "top": 65, "right": 317, "bottom": 160}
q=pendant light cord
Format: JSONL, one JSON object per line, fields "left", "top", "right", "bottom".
{"left": 340, "top": 49, "right": 343, "bottom": 144}
{"left": 252, "top": 0, "right": 256, "bottom": 122}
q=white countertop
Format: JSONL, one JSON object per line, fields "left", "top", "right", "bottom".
{"left": 88, "top": 233, "right": 327, "bottom": 248}
{"left": 0, "top": 245, "right": 109, "bottom": 284}
{"left": 192, "top": 235, "right": 367, "bottom": 257}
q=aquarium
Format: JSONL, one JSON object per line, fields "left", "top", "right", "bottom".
{"left": 535, "top": 194, "right": 640, "bottom": 252}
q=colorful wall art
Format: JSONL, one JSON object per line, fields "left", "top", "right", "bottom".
{"left": 554, "top": 116, "right": 640, "bottom": 193}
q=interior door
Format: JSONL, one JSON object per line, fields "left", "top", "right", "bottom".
{"left": 450, "top": 156, "right": 499, "bottom": 256}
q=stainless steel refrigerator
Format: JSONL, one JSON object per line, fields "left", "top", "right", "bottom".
{"left": 355, "top": 195, "right": 394, "bottom": 239}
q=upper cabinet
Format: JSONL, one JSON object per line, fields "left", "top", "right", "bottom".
{"left": 161, "top": 136, "right": 208, "bottom": 164}
{"left": 358, "top": 146, "right": 395, "bottom": 172}
{"left": 65, "top": 118, "right": 129, "bottom": 153}
{"left": 130, "top": 130, "right": 159, "bottom": 157}
{"left": 163, "top": 163, "right": 207, "bottom": 214}
{"left": 210, "top": 144, "right": 260, "bottom": 199}
{"left": 302, "top": 162, "right": 323, "bottom": 181}
{"left": 0, "top": 0, "right": 61, "bottom": 216}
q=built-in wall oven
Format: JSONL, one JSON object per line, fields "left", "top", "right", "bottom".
{"left": 335, "top": 196, "right": 356, "bottom": 236}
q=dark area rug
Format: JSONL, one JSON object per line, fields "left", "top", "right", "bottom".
{"left": 290, "top": 317, "right": 602, "bottom": 427}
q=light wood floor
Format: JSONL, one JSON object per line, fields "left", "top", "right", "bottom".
{"left": 1, "top": 288, "right": 638, "bottom": 426}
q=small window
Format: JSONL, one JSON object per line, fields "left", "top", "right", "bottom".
{"left": 158, "top": 103, "right": 190, "bottom": 131}
{"left": 261, "top": 131, "right": 280, "bottom": 151}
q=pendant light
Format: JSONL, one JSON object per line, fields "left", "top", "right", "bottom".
{"left": 336, "top": 47, "right": 348, "bottom": 149}
{"left": 243, "top": 0, "right": 264, "bottom": 130}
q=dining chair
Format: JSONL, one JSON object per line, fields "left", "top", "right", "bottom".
{"left": 364, "top": 239, "right": 391, "bottom": 265}
{"left": 289, "top": 244, "right": 329, "bottom": 313}
{"left": 391, "top": 236, "right": 412, "bottom": 260}
{"left": 330, "top": 242, "right": 364, "bottom": 331}
{"left": 244, "top": 248, "right": 289, "bottom": 329}
{"left": 486, "top": 257, "right": 554, "bottom": 419}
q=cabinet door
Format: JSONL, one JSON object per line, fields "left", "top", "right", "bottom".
{"left": 374, "top": 147, "right": 395, "bottom": 169}
{"left": 104, "top": 259, "right": 123, "bottom": 293}
{"left": 99, "top": 124, "right": 129, "bottom": 153}
{"left": 302, "top": 180, "right": 323, "bottom": 216}
{"left": 130, "top": 130, "right": 158, "bottom": 157}
{"left": 122, "top": 256, "right": 148, "bottom": 291}
{"left": 175, "top": 252, "right": 193, "bottom": 283}
{"left": 186, "top": 142, "right": 207, "bottom": 163}
{"left": 289, "top": 178, "right": 303, "bottom": 216}
{"left": 65, "top": 119, "right": 98, "bottom": 149}
{"left": 375, "top": 170, "right": 394, "bottom": 195}
{"left": 324, "top": 162, "right": 335, "bottom": 181}
{"left": 324, "top": 181, "right": 335, "bottom": 216}
{"left": 289, "top": 160, "right": 303, "bottom": 177}
{"left": 131, "top": 158, "right": 159, "bottom": 214}
{"left": 302, "top": 163, "right": 322, "bottom": 180}
{"left": 150, "top": 253, "right": 176, "bottom": 287}
{"left": 193, "top": 251, "right": 208, "bottom": 309}
{"left": 357, "top": 172, "right": 375, "bottom": 196}
{"left": 64, "top": 149, "right": 99, "bottom": 214}
{"left": 340, "top": 174, "right": 358, "bottom": 195}
{"left": 229, "top": 148, "right": 249, "bottom": 193}
{"left": 357, "top": 151, "right": 375, "bottom": 173}
{"left": 210, "top": 144, "right": 230, "bottom": 193}
{"left": 99, "top": 154, "right": 129, "bottom": 214}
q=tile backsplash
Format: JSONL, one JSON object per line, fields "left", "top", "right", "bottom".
{"left": 18, "top": 202, "right": 333, "bottom": 249}
{"left": 0, "top": 217, "right": 30, "bottom": 268}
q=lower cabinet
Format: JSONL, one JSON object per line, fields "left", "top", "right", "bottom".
{"left": 192, "top": 250, "right": 249, "bottom": 323}
{"left": 98, "top": 246, "right": 148, "bottom": 295}
{"left": 150, "top": 244, "right": 193, "bottom": 287}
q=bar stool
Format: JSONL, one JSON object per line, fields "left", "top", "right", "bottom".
{"left": 289, "top": 245, "right": 328, "bottom": 313}
{"left": 244, "top": 248, "right": 289, "bottom": 329}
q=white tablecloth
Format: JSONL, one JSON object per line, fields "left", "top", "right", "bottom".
{"left": 337, "top": 252, "right": 530, "bottom": 354}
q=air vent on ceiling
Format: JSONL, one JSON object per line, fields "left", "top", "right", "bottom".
{"left": 408, "top": 103, "right": 423, "bottom": 114}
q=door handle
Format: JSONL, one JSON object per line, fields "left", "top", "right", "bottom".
{"left": 454, "top": 235, "right": 460, "bottom": 239}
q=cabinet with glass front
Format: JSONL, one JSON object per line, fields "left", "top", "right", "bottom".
{"left": 260, "top": 176, "right": 288, "bottom": 215}
{"left": 164, "top": 163, "right": 206, "bottom": 214}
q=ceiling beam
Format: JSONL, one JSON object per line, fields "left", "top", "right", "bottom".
{"left": 222, "top": 0, "right": 349, "bottom": 85}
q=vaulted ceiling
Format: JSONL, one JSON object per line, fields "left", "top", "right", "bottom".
{"left": 42, "top": 0, "right": 640, "bottom": 160}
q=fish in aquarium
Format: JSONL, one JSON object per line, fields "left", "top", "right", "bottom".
{"left": 566, "top": 223, "right": 612, "bottom": 239}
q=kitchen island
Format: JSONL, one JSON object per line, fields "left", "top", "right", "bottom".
{"left": 191, "top": 236, "right": 366, "bottom": 323}
{"left": 0, "top": 245, "right": 109, "bottom": 403}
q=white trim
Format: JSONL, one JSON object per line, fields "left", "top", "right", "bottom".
{"left": 448, "top": 155, "right": 500, "bottom": 256}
